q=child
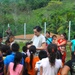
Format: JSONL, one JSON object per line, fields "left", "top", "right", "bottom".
{"left": 5, "top": 38, "right": 10, "bottom": 46}
{"left": 9, "top": 35, "right": 15, "bottom": 49}
{"left": 1, "top": 45, "right": 12, "bottom": 59}
{"left": 61, "top": 46, "right": 66, "bottom": 65}
{"left": 52, "top": 35, "right": 57, "bottom": 45}
{"left": 25, "top": 41, "right": 33, "bottom": 57}
{"left": 0, "top": 50, "right": 4, "bottom": 75}
{"left": 35, "top": 50, "right": 48, "bottom": 75}
{"left": 25, "top": 45, "right": 39, "bottom": 75}
{"left": 7, "top": 52, "right": 23, "bottom": 75}
{"left": 22, "top": 46, "right": 28, "bottom": 75}
{"left": 22, "top": 46, "right": 28, "bottom": 59}
{"left": 40, "top": 44, "right": 62, "bottom": 75}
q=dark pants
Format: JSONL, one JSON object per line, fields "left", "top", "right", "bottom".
{"left": 71, "top": 52, "right": 75, "bottom": 59}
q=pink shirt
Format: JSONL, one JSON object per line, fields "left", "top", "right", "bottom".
{"left": 8, "top": 62, "right": 23, "bottom": 75}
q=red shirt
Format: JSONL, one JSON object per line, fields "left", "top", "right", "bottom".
{"left": 58, "top": 39, "right": 67, "bottom": 50}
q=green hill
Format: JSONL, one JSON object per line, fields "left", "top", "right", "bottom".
{"left": 0, "top": 0, "right": 75, "bottom": 39}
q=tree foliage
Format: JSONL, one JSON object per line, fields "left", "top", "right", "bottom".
{"left": 0, "top": 0, "right": 75, "bottom": 38}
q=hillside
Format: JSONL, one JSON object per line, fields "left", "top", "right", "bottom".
{"left": 0, "top": 0, "right": 75, "bottom": 39}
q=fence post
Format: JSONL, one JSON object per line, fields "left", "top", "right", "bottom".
{"left": 68, "top": 21, "right": 71, "bottom": 41}
{"left": 2, "top": 25, "right": 4, "bottom": 38}
{"left": 24, "top": 23, "right": 26, "bottom": 39}
{"left": 44, "top": 22, "right": 46, "bottom": 36}
{"left": 8, "top": 23, "right": 10, "bottom": 27}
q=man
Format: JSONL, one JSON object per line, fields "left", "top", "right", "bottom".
{"left": 4, "top": 43, "right": 24, "bottom": 75}
{"left": 61, "top": 59, "right": 75, "bottom": 75}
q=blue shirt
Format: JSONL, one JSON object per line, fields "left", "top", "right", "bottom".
{"left": 71, "top": 39, "right": 75, "bottom": 52}
{"left": 46, "top": 37, "right": 52, "bottom": 45}
{"left": 4, "top": 52, "right": 24, "bottom": 68}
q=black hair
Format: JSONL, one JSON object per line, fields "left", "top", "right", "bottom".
{"left": 9, "top": 35, "right": 14, "bottom": 38}
{"left": 47, "top": 44, "right": 57, "bottom": 66}
{"left": 56, "top": 50, "right": 62, "bottom": 59}
{"left": 46, "top": 31, "right": 50, "bottom": 35}
{"left": 13, "top": 52, "right": 22, "bottom": 71}
{"left": 5, "top": 39, "right": 10, "bottom": 45}
{"left": 39, "top": 50, "right": 47, "bottom": 60}
{"left": 62, "top": 33, "right": 67, "bottom": 40}
{"left": 34, "top": 26, "right": 42, "bottom": 32}
{"left": 22, "top": 46, "right": 27, "bottom": 52}
{"left": 52, "top": 35, "right": 57, "bottom": 39}
{"left": 29, "top": 45, "right": 36, "bottom": 69}
{"left": 25, "top": 41, "right": 33, "bottom": 47}
{"left": 12, "top": 43, "right": 19, "bottom": 52}
{"left": 1, "top": 45, "right": 10, "bottom": 53}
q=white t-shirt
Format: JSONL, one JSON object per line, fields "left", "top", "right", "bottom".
{"left": 32, "top": 34, "right": 46, "bottom": 48}
{"left": 40, "top": 58, "right": 62, "bottom": 75}
{"left": 35, "top": 60, "right": 42, "bottom": 75}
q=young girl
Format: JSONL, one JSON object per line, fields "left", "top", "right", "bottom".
{"left": 40, "top": 44, "right": 62, "bottom": 75}
{"left": 7, "top": 52, "right": 23, "bottom": 75}
{"left": 35, "top": 50, "right": 48, "bottom": 75}
{"left": 25, "top": 45, "right": 39, "bottom": 75}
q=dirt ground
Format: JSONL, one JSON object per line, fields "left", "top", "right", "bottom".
{"left": 15, "top": 33, "right": 60, "bottom": 40}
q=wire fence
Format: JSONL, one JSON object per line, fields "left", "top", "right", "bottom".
{"left": 0, "top": 21, "right": 74, "bottom": 40}
{"left": 0, "top": 23, "right": 46, "bottom": 40}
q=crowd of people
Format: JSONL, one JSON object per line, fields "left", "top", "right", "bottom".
{"left": 0, "top": 26, "right": 75, "bottom": 75}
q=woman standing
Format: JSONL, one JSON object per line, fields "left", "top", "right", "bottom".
{"left": 31, "top": 26, "right": 46, "bottom": 55}
{"left": 57, "top": 33, "right": 67, "bottom": 64}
